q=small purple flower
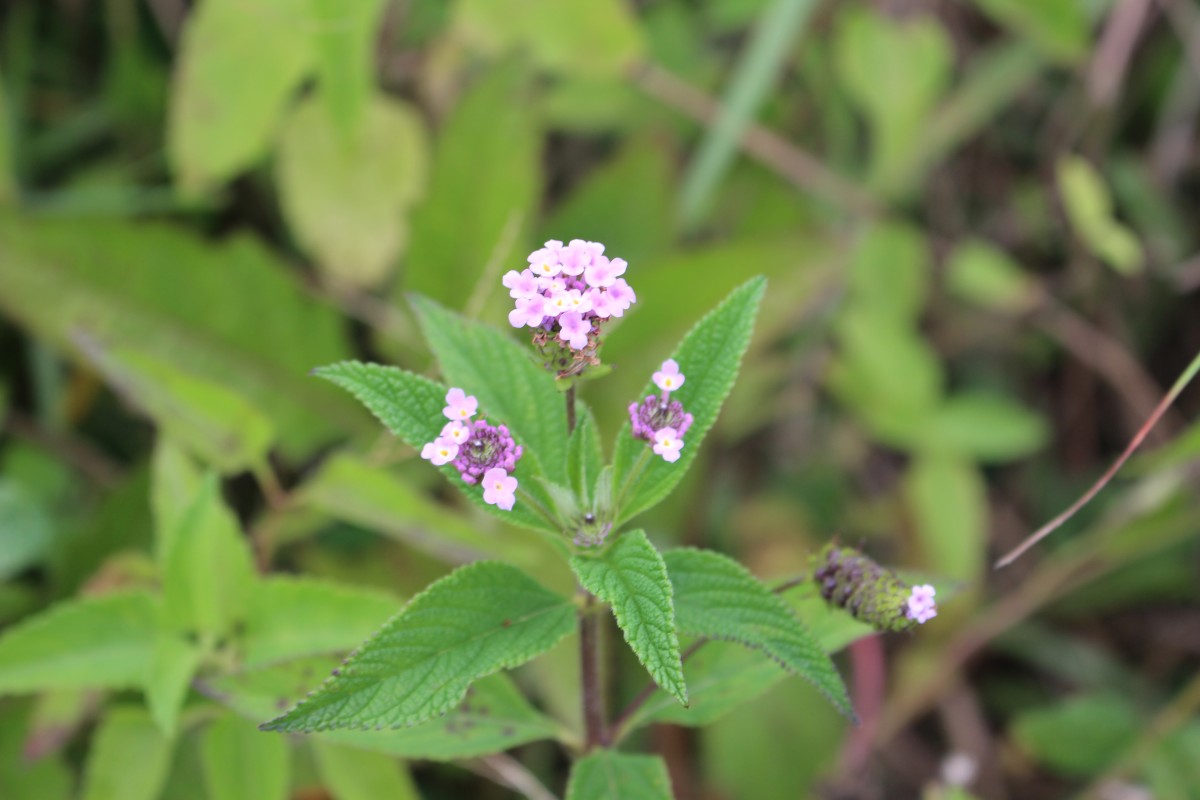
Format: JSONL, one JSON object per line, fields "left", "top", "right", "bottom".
{"left": 905, "top": 584, "right": 938, "bottom": 623}
{"left": 509, "top": 295, "right": 548, "bottom": 328}
{"left": 558, "top": 311, "right": 591, "bottom": 350}
{"left": 481, "top": 467, "right": 518, "bottom": 510}
{"left": 443, "top": 388, "right": 478, "bottom": 421}
{"left": 528, "top": 243, "right": 563, "bottom": 278}
{"left": 502, "top": 268, "right": 541, "bottom": 299}
{"left": 629, "top": 396, "right": 693, "bottom": 442}
{"left": 420, "top": 437, "right": 459, "bottom": 466}
{"left": 605, "top": 278, "right": 636, "bottom": 316}
{"left": 588, "top": 287, "right": 617, "bottom": 318}
{"left": 558, "top": 239, "right": 597, "bottom": 276}
{"left": 452, "top": 419, "right": 523, "bottom": 485}
{"left": 652, "top": 427, "right": 684, "bottom": 462}
{"left": 584, "top": 255, "right": 626, "bottom": 288}
{"left": 440, "top": 421, "right": 471, "bottom": 445}
{"left": 653, "top": 359, "right": 685, "bottom": 393}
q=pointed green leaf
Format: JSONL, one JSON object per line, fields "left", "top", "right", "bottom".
{"left": 277, "top": 91, "right": 428, "bottom": 289}
{"left": 151, "top": 439, "right": 204, "bottom": 565}
{"left": 168, "top": 0, "right": 312, "bottom": 191}
{"left": 567, "top": 405, "right": 604, "bottom": 505}
{"left": 215, "top": 660, "right": 560, "bottom": 760}
{"left": 146, "top": 634, "right": 201, "bottom": 735}
{"left": 566, "top": 751, "right": 673, "bottom": 800}
{"left": 663, "top": 548, "right": 853, "bottom": 719}
{"left": 242, "top": 577, "right": 400, "bottom": 668}
{"left": 611, "top": 277, "right": 765, "bottom": 524}
{"left": 313, "top": 361, "right": 561, "bottom": 535}
{"left": 81, "top": 707, "right": 173, "bottom": 800}
{"left": 402, "top": 64, "right": 540, "bottom": 308}
{"left": 411, "top": 294, "right": 568, "bottom": 477}
{"left": 261, "top": 562, "right": 575, "bottom": 732}
{"left": 202, "top": 714, "right": 289, "bottom": 800}
{"left": 162, "top": 474, "right": 256, "bottom": 639}
{"left": 0, "top": 592, "right": 157, "bottom": 694}
{"left": 571, "top": 531, "right": 686, "bottom": 706}
{"left": 312, "top": 742, "right": 420, "bottom": 800}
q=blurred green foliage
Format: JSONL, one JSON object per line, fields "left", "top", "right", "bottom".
{"left": 1, "top": 0, "right": 1199, "bottom": 798}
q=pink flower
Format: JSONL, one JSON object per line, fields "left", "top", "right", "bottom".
{"left": 420, "top": 437, "right": 459, "bottom": 466}
{"left": 652, "top": 427, "right": 684, "bottom": 463}
{"left": 588, "top": 288, "right": 617, "bottom": 318}
{"left": 508, "top": 295, "right": 547, "bottom": 328}
{"left": 481, "top": 467, "right": 518, "bottom": 511}
{"left": 905, "top": 584, "right": 937, "bottom": 624}
{"left": 584, "top": 255, "right": 627, "bottom": 288}
{"left": 502, "top": 268, "right": 541, "bottom": 299}
{"left": 653, "top": 359, "right": 685, "bottom": 393}
{"left": 547, "top": 289, "right": 589, "bottom": 317}
{"left": 442, "top": 388, "right": 478, "bottom": 421}
{"left": 440, "top": 421, "right": 470, "bottom": 445}
{"left": 558, "top": 311, "right": 591, "bottom": 350}
{"left": 605, "top": 278, "right": 636, "bottom": 317}
{"left": 538, "top": 275, "right": 568, "bottom": 295}
{"left": 528, "top": 242, "right": 563, "bottom": 278}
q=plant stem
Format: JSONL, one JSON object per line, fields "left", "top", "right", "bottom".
{"left": 565, "top": 384, "right": 577, "bottom": 434}
{"left": 579, "top": 593, "right": 606, "bottom": 750}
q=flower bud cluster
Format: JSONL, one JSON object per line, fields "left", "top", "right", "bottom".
{"left": 811, "top": 545, "right": 937, "bottom": 631}
{"left": 420, "top": 388, "right": 522, "bottom": 510}
{"left": 503, "top": 239, "right": 637, "bottom": 376}
{"left": 628, "top": 359, "right": 694, "bottom": 463}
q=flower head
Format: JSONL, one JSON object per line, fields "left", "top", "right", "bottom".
{"left": 653, "top": 359, "right": 685, "bottom": 393}
{"left": 482, "top": 467, "right": 518, "bottom": 510}
{"left": 443, "top": 388, "right": 478, "bottom": 421}
{"left": 811, "top": 545, "right": 937, "bottom": 632}
{"left": 652, "top": 427, "right": 684, "bottom": 462}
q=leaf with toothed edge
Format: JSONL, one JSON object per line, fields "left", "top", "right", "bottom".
{"left": 663, "top": 548, "right": 855, "bottom": 721}
{"left": 313, "top": 361, "right": 562, "bottom": 538}
{"left": 571, "top": 531, "right": 687, "bottom": 706}
{"left": 566, "top": 404, "right": 604, "bottom": 506}
{"left": 259, "top": 561, "right": 575, "bottom": 733}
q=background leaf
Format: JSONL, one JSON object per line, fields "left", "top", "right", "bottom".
{"left": 566, "top": 751, "right": 673, "bottom": 800}
{"left": 311, "top": 741, "right": 421, "bottom": 800}
{"left": 1057, "top": 155, "right": 1144, "bottom": 275}
{"left": 80, "top": 707, "right": 173, "bottom": 800}
{"left": 201, "top": 714, "right": 289, "bottom": 800}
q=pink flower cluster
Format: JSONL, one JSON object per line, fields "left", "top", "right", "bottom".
{"left": 503, "top": 239, "right": 637, "bottom": 351}
{"left": 629, "top": 359, "right": 693, "bottom": 463}
{"left": 420, "top": 388, "right": 521, "bottom": 511}
{"left": 905, "top": 584, "right": 938, "bottom": 624}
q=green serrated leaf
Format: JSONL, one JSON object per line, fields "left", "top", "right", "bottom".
{"left": 611, "top": 277, "right": 765, "bottom": 525}
{"left": 202, "top": 714, "right": 289, "bottom": 800}
{"left": 261, "top": 562, "right": 575, "bottom": 732}
{"left": 566, "top": 751, "right": 673, "bottom": 800}
{"left": 0, "top": 592, "right": 157, "bottom": 694}
{"left": 162, "top": 474, "right": 256, "bottom": 639}
{"left": 410, "top": 295, "right": 568, "bottom": 478}
{"left": 277, "top": 91, "right": 428, "bottom": 289}
{"left": 242, "top": 577, "right": 400, "bottom": 668}
{"left": 402, "top": 64, "right": 540, "bottom": 309}
{"left": 567, "top": 405, "right": 604, "bottom": 505}
{"left": 168, "top": 0, "right": 313, "bottom": 191}
{"left": 571, "top": 531, "right": 686, "bottom": 706}
{"left": 663, "top": 549, "right": 853, "bottom": 719}
{"left": 312, "top": 742, "right": 420, "bottom": 800}
{"left": 313, "top": 361, "right": 562, "bottom": 536}
{"left": 215, "top": 660, "right": 560, "bottom": 760}
{"left": 81, "top": 707, "right": 173, "bottom": 800}
{"left": 146, "top": 633, "right": 201, "bottom": 735}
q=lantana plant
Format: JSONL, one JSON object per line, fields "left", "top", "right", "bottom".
{"left": 261, "top": 241, "right": 937, "bottom": 798}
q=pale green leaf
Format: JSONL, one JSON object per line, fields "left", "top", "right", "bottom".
{"left": 970, "top": 0, "right": 1088, "bottom": 63}
{"left": 0, "top": 480, "right": 53, "bottom": 579}
{"left": 402, "top": 64, "right": 540, "bottom": 308}
{"left": 571, "top": 531, "right": 686, "bottom": 705}
{"left": 242, "top": 577, "right": 399, "bottom": 668}
{"left": 566, "top": 751, "right": 673, "bottom": 800}
{"left": 168, "top": 0, "right": 312, "bottom": 190}
{"left": 261, "top": 561, "right": 575, "bottom": 732}
{"left": 215, "top": 660, "right": 560, "bottom": 760}
{"left": 945, "top": 240, "right": 1039, "bottom": 313}
{"left": 1011, "top": 694, "right": 1140, "bottom": 778}
{"left": 611, "top": 277, "right": 766, "bottom": 524}
{"left": 0, "top": 592, "right": 156, "bottom": 694}
{"left": 846, "top": 221, "right": 931, "bottom": 324}
{"left": 202, "top": 714, "right": 289, "bottom": 800}
{"left": 455, "top": 0, "right": 644, "bottom": 79}
{"left": 151, "top": 438, "right": 204, "bottom": 565}
{"left": 277, "top": 91, "right": 428, "bottom": 289}
{"left": 78, "top": 343, "right": 274, "bottom": 474}
{"left": 905, "top": 455, "right": 987, "bottom": 586}
{"left": 663, "top": 548, "right": 853, "bottom": 719}
{"left": 835, "top": 9, "right": 953, "bottom": 195}
{"left": 313, "top": 361, "right": 560, "bottom": 535}
{"left": 1057, "top": 155, "right": 1144, "bottom": 275}
{"left": 312, "top": 742, "right": 420, "bottom": 800}
{"left": 567, "top": 405, "right": 604, "bottom": 506}
{"left": 411, "top": 294, "right": 568, "bottom": 477}
{"left": 307, "top": 0, "right": 387, "bottom": 139}
{"left": 162, "top": 474, "right": 256, "bottom": 639}
{"left": 918, "top": 391, "right": 1049, "bottom": 463}
{"left": 146, "top": 634, "right": 201, "bottom": 735}
{"left": 0, "top": 215, "right": 360, "bottom": 458}
{"left": 82, "top": 707, "right": 173, "bottom": 800}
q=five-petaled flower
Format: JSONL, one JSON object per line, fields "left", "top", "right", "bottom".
{"left": 482, "top": 468, "right": 518, "bottom": 511}
{"left": 652, "top": 427, "right": 684, "bottom": 463}
{"left": 443, "top": 387, "right": 478, "bottom": 421}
